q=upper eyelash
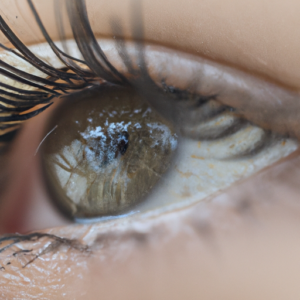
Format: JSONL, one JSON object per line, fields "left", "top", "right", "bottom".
{"left": 0, "top": 0, "right": 137, "bottom": 145}
{"left": 0, "top": 0, "right": 274, "bottom": 159}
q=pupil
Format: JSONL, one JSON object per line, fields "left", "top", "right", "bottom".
{"left": 117, "top": 131, "right": 129, "bottom": 156}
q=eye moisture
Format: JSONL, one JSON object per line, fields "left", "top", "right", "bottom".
{"left": 41, "top": 85, "right": 178, "bottom": 219}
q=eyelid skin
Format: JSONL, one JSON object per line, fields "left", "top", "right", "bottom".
{"left": 1, "top": 0, "right": 300, "bottom": 89}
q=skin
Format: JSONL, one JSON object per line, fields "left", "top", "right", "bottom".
{"left": 1, "top": 0, "right": 300, "bottom": 298}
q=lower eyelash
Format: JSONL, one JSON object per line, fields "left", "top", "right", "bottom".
{"left": 0, "top": 232, "right": 89, "bottom": 269}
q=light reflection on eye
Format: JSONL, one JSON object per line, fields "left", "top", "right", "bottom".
{"left": 0, "top": 0, "right": 299, "bottom": 232}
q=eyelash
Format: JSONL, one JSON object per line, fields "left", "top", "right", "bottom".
{"left": 0, "top": 232, "right": 89, "bottom": 269}
{"left": 0, "top": 0, "right": 272, "bottom": 160}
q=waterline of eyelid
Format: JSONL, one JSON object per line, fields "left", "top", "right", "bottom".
{"left": 75, "top": 210, "right": 139, "bottom": 224}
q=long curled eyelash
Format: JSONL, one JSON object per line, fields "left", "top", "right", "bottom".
{"left": 0, "top": 0, "right": 279, "bottom": 263}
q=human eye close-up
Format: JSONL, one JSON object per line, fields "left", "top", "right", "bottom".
{"left": 1, "top": 0, "right": 300, "bottom": 299}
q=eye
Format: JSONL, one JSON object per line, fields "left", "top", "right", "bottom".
{"left": 0, "top": 0, "right": 299, "bottom": 230}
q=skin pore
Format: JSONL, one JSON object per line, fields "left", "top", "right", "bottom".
{"left": 1, "top": 0, "right": 300, "bottom": 298}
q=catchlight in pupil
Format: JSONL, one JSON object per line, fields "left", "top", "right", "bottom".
{"left": 41, "top": 85, "right": 178, "bottom": 219}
